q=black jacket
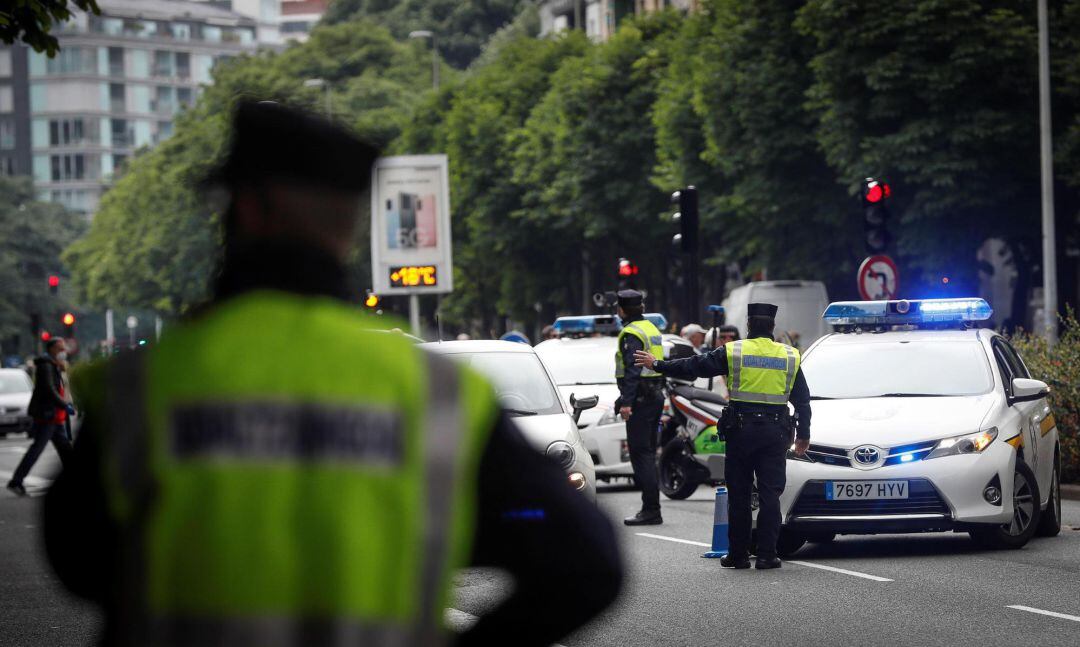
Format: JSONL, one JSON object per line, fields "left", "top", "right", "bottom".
{"left": 27, "top": 356, "right": 66, "bottom": 420}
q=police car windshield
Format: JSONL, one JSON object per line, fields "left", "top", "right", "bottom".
{"left": 0, "top": 372, "right": 31, "bottom": 394}
{"left": 460, "top": 353, "right": 565, "bottom": 416}
{"left": 803, "top": 340, "right": 994, "bottom": 399}
{"left": 535, "top": 342, "right": 615, "bottom": 386}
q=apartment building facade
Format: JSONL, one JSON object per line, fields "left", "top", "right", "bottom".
{"left": 539, "top": 0, "right": 701, "bottom": 41}
{"left": 0, "top": 0, "right": 263, "bottom": 215}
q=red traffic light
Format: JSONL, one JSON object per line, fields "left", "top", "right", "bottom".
{"left": 40, "top": 331, "right": 51, "bottom": 342}
{"left": 48, "top": 275, "right": 60, "bottom": 288}
{"left": 618, "top": 259, "right": 639, "bottom": 277}
{"left": 62, "top": 313, "right": 76, "bottom": 326}
{"left": 864, "top": 180, "right": 891, "bottom": 204}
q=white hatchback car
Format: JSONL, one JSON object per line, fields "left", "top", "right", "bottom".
{"left": 421, "top": 340, "right": 597, "bottom": 500}
{"left": 0, "top": 368, "right": 34, "bottom": 437}
{"left": 536, "top": 328, "right": 710, "bottom": 483}
{"left": 779, "top": 299, "right": 1061, "bottom": 555}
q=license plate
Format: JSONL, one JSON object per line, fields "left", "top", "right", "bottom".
{"left": 826, "top": 480, "right": 908, "bottom": 500}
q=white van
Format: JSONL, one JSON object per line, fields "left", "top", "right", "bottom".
{"left": 722, "top": 280, "right": 830, "bottom": 349}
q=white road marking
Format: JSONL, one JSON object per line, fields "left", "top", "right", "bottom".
{"left": 636, "top": 532, "right": 893, "bottom": 582}
{"left": 445, "top": 608, "right": 568, "bottom": 646}
{"left": 786, "top": 560, "right": 893, "bottom": 582}
{"left": 635, "top": 532, "right": 710, "bottom": 547}
{"left": 1007, "top": 605, "right": 1080, "bottom": 623}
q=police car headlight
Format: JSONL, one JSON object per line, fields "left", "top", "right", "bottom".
{"left": 597, "top": 407, "right": 619, "bottom": 426}
{"left": 546, "top": 441, "right": 577, "bottom": 469}
{"left": 925, "top": 427, "right": 998, "bottom": 460}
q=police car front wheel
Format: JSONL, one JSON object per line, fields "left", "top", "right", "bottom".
{"left": 969, "top": 460, "right": 1041, "bottom": 550}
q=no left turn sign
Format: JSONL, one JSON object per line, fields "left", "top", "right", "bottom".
{"left": 858, "top": 255, "right": 900, "bottom": 301}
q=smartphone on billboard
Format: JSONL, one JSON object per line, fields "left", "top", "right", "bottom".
{"left": 399, "top": 192, "right": 418, "bottom": 249}
{"left": 415, "top": 194, "right": 437, "bottom": 248}
{"left": 385, "top": 197, "right": 400, "bottom": 249}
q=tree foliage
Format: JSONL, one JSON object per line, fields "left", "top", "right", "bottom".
{"left": 322, "top": 0, "right": 534, "bottom": 69}
{"left": 0, "top": 0, "right": 99, "bottom": 57}
{"left": 0, "top": 176, "right": 86, "bottom": 353}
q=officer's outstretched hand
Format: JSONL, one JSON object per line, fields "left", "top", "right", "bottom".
{"left": 633, "top": 350, "right": 656, "bottom": 369}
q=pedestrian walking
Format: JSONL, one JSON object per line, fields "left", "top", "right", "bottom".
{"left": 6, "top": 339, "right": 74, "bottom": 496}
{"left": 44, "top": 101, "right": 621, "bottom": 647}
{"left": 615, "top": 289, "right": 666, "bottom": 526}
{"left": 636, "top": 303, "right": 811, "bottom": 568}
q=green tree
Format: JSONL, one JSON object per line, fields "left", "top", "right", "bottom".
{"left": 796, "top": 0, "right": 1050, "bottom": 296}
{"left": 0, "top": 0, "right": 99, "bottom": 56}
{"left": 323, "top": 0, "right": 534, "bottom": 69}
{"left": 0, "top": 176, "right": 86, "bottom": 355}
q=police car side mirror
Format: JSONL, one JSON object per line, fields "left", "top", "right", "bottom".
{"left": 1011, "top": 378, "right": 1050, "bottom": 405}
{"left": 569, "top": 393, "right": 599, "bottom": 423}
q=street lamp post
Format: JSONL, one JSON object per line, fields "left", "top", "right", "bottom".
{"left": 408, "top": 30, "right": 439, "bottom": 91}
{"left": 1037, "top": 0, "right": 1058, "bottom": 343}
{"left": 303, "top": 77, "right": 332, "bottom": 117}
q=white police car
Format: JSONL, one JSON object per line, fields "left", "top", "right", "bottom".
{"left": 778, "top": 298, "right": 1062, "bottom": 555}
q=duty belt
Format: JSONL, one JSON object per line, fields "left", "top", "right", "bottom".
{"left": 737, "top": 411, "right": 788, "bottom": 423}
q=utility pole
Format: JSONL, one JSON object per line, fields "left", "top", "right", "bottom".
{"left": 1037, "top": 0, "right": 1058, "bottom": 343}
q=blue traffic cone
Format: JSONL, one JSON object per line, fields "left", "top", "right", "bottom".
{"left": 702, "top": 486, "right": 729, "bottom": 558}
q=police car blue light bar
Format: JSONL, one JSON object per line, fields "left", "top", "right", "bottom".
{"left": 553, "top": 313, "right": 670, "bottom": 335}
{"left": 822, "top": 298, "right": 992, "bottom": 325}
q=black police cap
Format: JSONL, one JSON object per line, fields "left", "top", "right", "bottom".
{"left": 747, "top": 303, "right": 779, "bottom": 318}
{"left": 617, "top": 290, "right": 644, "bottom": 308}
{"left": 208, "top": 100, "right": 380, "bottom": 192}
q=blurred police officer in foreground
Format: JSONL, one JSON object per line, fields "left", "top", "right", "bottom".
{"left": 636, "top": 303, "right": 810, "bottom": 568}
{"left": 44, "top": 101, "right": 621, "bottom": 646}
{"left": 615, "top": 290, "right": 665, "bottom": 526}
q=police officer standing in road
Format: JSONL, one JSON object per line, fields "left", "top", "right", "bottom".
{"left": 635, "top": 303, "right": 810, "bottom": 568}
{"left": 615, "top": 290, "right": 666, "bottom": 526}
{"left": 43, "top": 101, "right": 621, "bottom": 646}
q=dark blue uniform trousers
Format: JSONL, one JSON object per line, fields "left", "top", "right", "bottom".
{"left": 725, "top": 416, "right": 791, "bottom": 559}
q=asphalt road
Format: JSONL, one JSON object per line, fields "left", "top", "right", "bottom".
{"left": 2, "top": 433, "right": 1079, "bottom": 647}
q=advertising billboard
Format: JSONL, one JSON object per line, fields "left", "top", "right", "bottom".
{"left": 370, "top": 155, "right": 453, "bottom": 295}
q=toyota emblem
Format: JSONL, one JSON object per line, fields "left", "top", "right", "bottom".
{"left": 853, "top": 446, "right": 880, "bottom": 465}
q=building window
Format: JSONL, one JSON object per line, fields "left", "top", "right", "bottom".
{"left": 113, "top": 153, "right": 128, "bottom": 171}
{"left": 153, "top": 86, "right": 174, "bottom": 114}
{"left": 176, "top": 52, "right": 191, "bottom": 79}
{"left": 0, "top": 86, "right": 12, "bottom": 112}
{"left": 111, "top": 119, "right": 130, "bottom": 147}
{"left": 203, "top": 26, "right": 222, "bottom": 43}
{"left": 171, "top": 22, "right": 192, "bottom": 41}
{"left": 154, "top": 120, "right": 173, "bottom": 144}
{"left": 0, "top": 51, "right": 11, "bottom": 77}
{"left": 153, "top": 50, "right": 173, "bottom": 77}
{"left": 46, "top": 47, "right": 98, "bottom": 75}
{"left": 0, "top": 156, "right": 14, "bottom": 176}
{"left": 0, "top": 120, "right": 13, "bottom": 149}
{"left": 110, "top": 83, "right": 126, "bottom": 112}
{"left": 48, "top": 118, "right": 97, "bottom": 146}
{"left": 177, "top": 87, "right": 193, "bottom": 108}
{"left": 108, "top": 47, "right": 125, "bottom": 77}
{"left": 50, "top": 154, "right": 98, "bottom": 181}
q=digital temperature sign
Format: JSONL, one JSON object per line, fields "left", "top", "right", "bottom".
{"left": 389, "top": 265, "right": 438, "bottom": 288}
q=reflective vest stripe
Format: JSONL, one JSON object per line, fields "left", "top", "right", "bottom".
{"left": 625, "top": 323, "right": 662, "bottom": 378}
{"left": 615, "top": 321, "right": 664, "bottom": 379}
{"left": 103, "top": 350, "right": 464, "bottom": 646}
{"left": 727, "top": 339, "right": 800, "bottom": 405}
{"left": 416, "top": 353, "right": 461, "bottom": 646}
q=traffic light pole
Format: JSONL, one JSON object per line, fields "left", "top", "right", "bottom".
{"left": 686, "top": 248, "right": 699, "bottom": 328}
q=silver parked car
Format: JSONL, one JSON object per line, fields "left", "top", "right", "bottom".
{"left": 421, "top": 340, "right": 598, "bottom": 501}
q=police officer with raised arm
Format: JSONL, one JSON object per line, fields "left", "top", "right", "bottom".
{"left": 615, "top": 290, "right": 666, "bottom": 526}
{"left": 635, "top": 303, "right": 810, "bottom": 569}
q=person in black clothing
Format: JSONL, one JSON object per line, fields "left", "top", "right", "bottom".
{"left": 43, "top": 101, "right": 621, "bottom": 647}
{"left": 635, "top": 303, "right": 811, "bottom": 569}
{"left": 615, "top": 289, "right": 666, "bottom": 526}
{"left": 7, "top": 338, "right": 75, "bottom": 496}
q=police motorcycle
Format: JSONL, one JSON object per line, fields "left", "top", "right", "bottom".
{"left": 657, "top": 305, "right": 734, "bottom": 499}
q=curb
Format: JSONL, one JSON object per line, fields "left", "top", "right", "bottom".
{"left": 1062, "top": 484, "right": 1080, "bottom": 502}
